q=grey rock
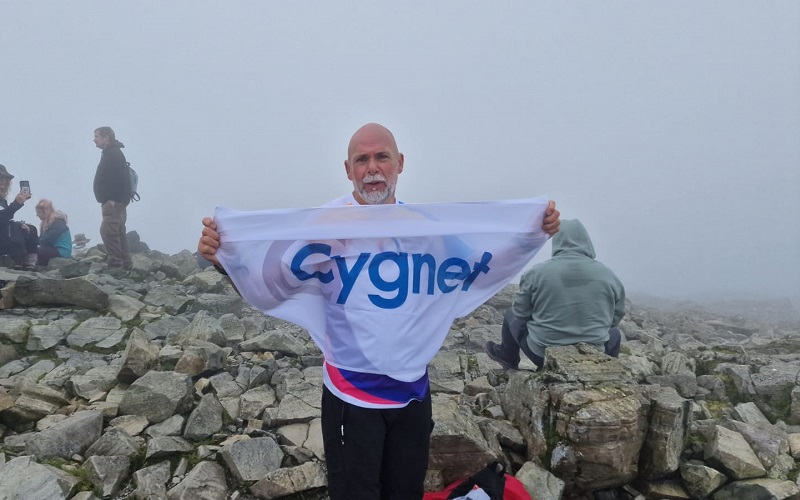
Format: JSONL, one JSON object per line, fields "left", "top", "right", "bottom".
{"left": 0, "top": 359, "right": 28, "bottom": 378}
{"left": 174, "top": 340, "right": 226, "bottom": 377}
{"left": 705, "top": 425, "right": 767, "bottom": 479}
{"left": 13, "top": 275, "right": 109, "bottom": 310}
{"left": 108, "top": 293, "right": 145, "bottom": 322}
{"left": 239, "top": 384, "right": 277, "bottom": 420}
{"left": 69, "top": 365, "right": 119, "bottom": 400}
{"left": 116, "top": 329, "right": 160, "bottom": 384}
{"left": 680, "top": 459, "right": 727, "bottom": 499}
{"left": 66, "top": 317, "right": 125, "bottom": 349}
{"left": 240, "top": 331, "right": 308, "bottom": 356}
{"left": 133, "top": 460, "right": 171, "bottom": 500}
{"left": 144, "top": 316, "right": 190, "bottom": 342}
{"left": 545, "top": 343, "right": 635, "bottom": 384}
{"left": 85, "top": 426, "right": 140, "bottom": 458}
{"left": 266, "top": 381, "right": 320, "bottom": 427}
{"left": 0, "top": 318, "right": 31, "bottom": 343}
{"left": 734, "top": 401, "right": 774, "bottom": 428}
{"left": 142, "top": 285, "right": 193, "bottom": 315}
{"left": 181, "top": 269, "right": 229, "bottom": 293}
{"left": 109, "top": 414, "right": 149, "bottom": 436}
{"left": 250, "top": 461, "right": 327, "bottom": 499}
{"left": 712, "top": 478, "right": 800, "bottom": 500}
{"left": 118, "top": 370, "right": 194, "bottom": 423}
{"left": 26, "top": 319, "right": 75, "bottom": 351}
{"left": 187, "top": 293, "right": 244, "bottom": 316}
{"left": 208, "top": 371, "right": 244, "bottom": 398}
{"left": 167, "top": 461, "right": 227, "bottom": 500}
{"left": 724, "top": 419, "right": 789, "bottom": 468}
{"left": 146, "top": 415, "right": 185, "bottom": 438}
{"left": 145, "top": 436, "right": 193, "bottom": 460}
{"left": 546, "top": 384, "right": 649, "bottom": 492}
{"left": 514, "top": 461, "right": 565, "bottom": 500}
{"left": 220, "top": 436, "right": 284, "bottom": 482}
{"left": 183, "top": 393, "right": 224, "bottom": 441}
{"left": 639, "top": 386, "right": 692, "bottom": 480}
{"left": 428, "top": 394, "right": 498, "bottom": 487}
{"left": 82, "top": 455, "right": 131, "bottom": 498}
{"left": 0, "top": 343, "right": 18, "bottom": 366}
{"left": 218, "top": 313, "right": 246, "bottom": 345}
{"left": 25, "top": 410, "right": 103, "bottom": 459}
{"left": 175, "top": 310, "right": 226, "bottom": 347}
{"left": 0, "top": 455, "right": 80, "bottom": 499}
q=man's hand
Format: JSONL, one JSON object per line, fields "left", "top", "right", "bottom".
{"left": 14, "top": 190, "right": 31, "bottom": 205}
{"left": 542, "top": 200, "right": 560, "bottom": 236}
{"left": 198, "top": 217, "right": 221, "bottom": 266}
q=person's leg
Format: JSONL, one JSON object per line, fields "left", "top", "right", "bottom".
{"left": 380, "top": 389, "right": 433, "bottom": 500}
{"left": 119, "top": 205, "right": 132, "bottom": 269}
{"left": 100, "top": 201, "right": 125, "bottom": 268}
{"left": 321, "top": 387, "right": 384, "bottom": 500}
{"left": 485, "top": 308, "right": 528, "bottom": 369}
{"left": 22, "top": 224, "right": 38, "bottom": 253}
{"left": 605, "top": 327, "right": 621, "bottom": 357}
{"left": 37, "top": 246, "right": 60, "bottom": 266}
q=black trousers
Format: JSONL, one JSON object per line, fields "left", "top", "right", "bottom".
{"left": 499, "top": 308, "right": 622, "bottom": 369}
{"left": 321, "top": 385, "right": 433, "bottom": 500}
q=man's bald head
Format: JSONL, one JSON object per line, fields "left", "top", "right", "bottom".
{"left": 347, "top": 123, "right": 400, "bottom": 158}
{"left": 345, "top": 123, "right": 404, "bottom": 205}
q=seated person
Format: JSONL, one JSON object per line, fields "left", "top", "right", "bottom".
{"left": 0, "top": 164, "right": 38, "bottom": 269}
{"left": 485, "top": 219, "right": 625, "bottom": 370}
{"left": 35, "top": 199, "right": 72, "bottom": 266}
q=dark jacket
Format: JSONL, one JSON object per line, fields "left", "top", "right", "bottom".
{"left": 93, "top": 140, "right": 131, "bottom": 204}
{"left": 0, "top": 196, "right": 25, "bottom": 258}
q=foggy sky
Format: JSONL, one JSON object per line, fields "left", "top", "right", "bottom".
{"left": 1, "top": 2, "right": 798, "bottom": 301}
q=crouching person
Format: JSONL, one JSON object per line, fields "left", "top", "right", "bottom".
{"left": 486, "top": 219, "right": 625, "bottom": 370}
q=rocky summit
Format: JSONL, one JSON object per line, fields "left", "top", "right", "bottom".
{"left": 1, "top": 239, "right": 799, "bottom": 500}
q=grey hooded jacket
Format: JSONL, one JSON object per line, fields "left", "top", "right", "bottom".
{"left": 512, "top": 219, "right": 625, "bottom": 358}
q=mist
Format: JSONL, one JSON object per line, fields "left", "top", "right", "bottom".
{"left": 1, "top": 2, "right": 798, "bottom": 302}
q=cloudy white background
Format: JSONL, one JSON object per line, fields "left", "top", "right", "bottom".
{"left": 1, "top": 2, "right": 798, "bottom": 300}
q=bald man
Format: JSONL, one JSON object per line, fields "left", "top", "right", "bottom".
{"left": 198, "top": 123, "right": 560, "bottom": 499}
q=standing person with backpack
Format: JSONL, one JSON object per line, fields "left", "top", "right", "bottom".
{"left": 92, "top": 126, "right": 132, "bottom": 270}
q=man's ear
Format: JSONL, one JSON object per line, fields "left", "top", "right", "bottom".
{"left": 344, "top": 160, "right": 353, "bottom": 180}
{"left": 397, "top": 153, "right": 404, "bottom": 174}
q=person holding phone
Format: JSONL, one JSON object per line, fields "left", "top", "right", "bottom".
{"left": 0, "top": 164, "right": 39, "bottom": 270}
{"left": 92, "top": 126, "right": 132, "bottom": 271}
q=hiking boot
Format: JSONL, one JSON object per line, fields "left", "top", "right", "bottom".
{"left": 484, "top": 341, "right": 518, "bottom": 370}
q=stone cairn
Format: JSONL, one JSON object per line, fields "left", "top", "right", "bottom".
{"left": 0, "top": 240, "right": 799, "bottom": 500}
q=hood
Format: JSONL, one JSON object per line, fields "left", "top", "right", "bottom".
{"left": 106, "top": 140, "right": 125, "bottom": 149}
{"left": 551, "top": 219, "right": 595, "bottom": 259}
{"left": 54, "top": 210, "right": 68, "bottom": 222}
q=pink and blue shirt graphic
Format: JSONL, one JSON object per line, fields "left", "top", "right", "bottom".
{"left": 215, "top": 194, "right": 550, "bottom": 408}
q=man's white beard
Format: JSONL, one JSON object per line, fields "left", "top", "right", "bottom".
{"left": 357, "top": 174, "right": 395, "bottom": 205}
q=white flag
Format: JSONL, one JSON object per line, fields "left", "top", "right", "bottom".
{"left": 215, "top": 198, "right": 550, "bottom": 403}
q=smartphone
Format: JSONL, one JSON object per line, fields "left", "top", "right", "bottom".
{"left": 19, "top": 180, "right": 30, "bottom": 195}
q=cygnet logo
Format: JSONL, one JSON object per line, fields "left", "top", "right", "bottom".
{"left": 290, "top": 243, "right": 493, "bottom": 309}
